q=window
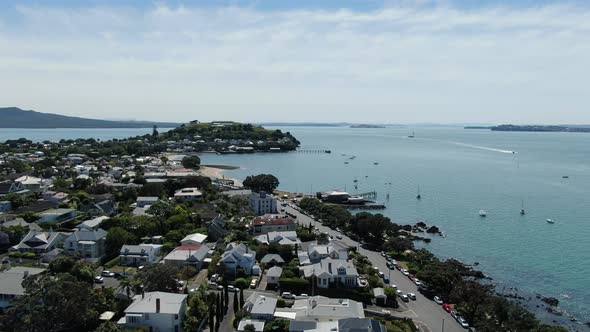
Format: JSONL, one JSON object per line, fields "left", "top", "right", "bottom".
{"left": 175, "top": 314, "right": 179, "bottom": 320}
{"left": 145, "top": 313, "right": 149, "bottom": 320}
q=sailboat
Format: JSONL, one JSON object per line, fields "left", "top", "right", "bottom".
{"left": 547, "top": 219, "right": 555, "bottom": 224}
{"left": 520, "top": 199, "right": 526, "bottom": 215}
{"left": 408, "top": 131, "right": 415, "bottom": 138}
{"left": 416, "top": 186, "right": 421, "bottom": 200}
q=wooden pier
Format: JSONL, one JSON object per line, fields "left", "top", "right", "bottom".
{"left": 358, "top": 191, "right": 378, "bottom": 200}
{"left": 296, "top": 149, "right": 332, "bottom": 154}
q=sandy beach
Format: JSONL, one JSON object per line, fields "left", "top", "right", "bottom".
{"left": 199, "top": 165, "right": 242, "bottom": 186}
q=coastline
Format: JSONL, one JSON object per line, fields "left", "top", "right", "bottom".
{"left": 199, "top": 165, "right": 243, "bottom": 186}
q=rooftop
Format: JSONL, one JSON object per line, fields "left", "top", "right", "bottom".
{"left": 125, "top": 291, "right": 187, "bottom": 315}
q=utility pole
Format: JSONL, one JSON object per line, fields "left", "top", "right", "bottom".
{"left": 442, "top": 319, "right": 445, "bottom": 332}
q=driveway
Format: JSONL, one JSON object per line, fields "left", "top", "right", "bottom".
{"left": 285, "top": 204, "right": 465, "bottom": 332}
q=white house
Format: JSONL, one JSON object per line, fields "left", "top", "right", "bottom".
{"left": 249, "top": 192, "right": 278, "bottom": 216}
{"left": 254, "top": 231, "right": 300, "bottom": 246}
{"left": 237, "top": 319, "right": 265, "bottom": 332}
{"left": 163, "top": 245, "right": 209, "bottom": 270}
{"left": 300, "top": 258, "right": 359, "bottom": 288}
{"left": 266, "top": 266, "right": 283, "bottom": 285}
{"left": 174, "top": 188, "right": 203, "bottom": 201}
{"left": 77, "top": 216, "right": 109, "bottom": 231}
{"left": 0, "top": 266, "right": 46, "bottom": 309}
{"left": 64, "top": 228, "right": 107, "bottom": 263}
{"left": 243, "top": 293, "right": 277, "bottom": 321}
{"left": 180, "top": 233, "right": 207, "bottom": 246}
{"left": 221, "top": 242, "right": 257, "bottom": 276}
{"left": 119, "top": 244, "right": 163, "bottom": 266}
{"left": 301, "top": 241, "right": 349, "bottom": 264}
{"left": 12, "top": 230, "right": 71, "bottom": 255}
{"left": 118, "top": 291, "right": 187, "bottom": 332}
{"left": 289, "top": 318, "right": 386, "bottom": 332}
{"left": 274, "top": 296, "right": 364, "bottom": 323}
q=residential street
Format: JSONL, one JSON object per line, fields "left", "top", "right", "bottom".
{"left": 285, "top": 204, "right": 465, "bottom": 332}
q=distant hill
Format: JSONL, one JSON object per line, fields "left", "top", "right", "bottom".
{"left": 0, "top": 107, "right": 182, "bottom": 128}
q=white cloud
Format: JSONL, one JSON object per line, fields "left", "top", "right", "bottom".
{"left": 0, "top": 3, "right": 589, "bottom": 123}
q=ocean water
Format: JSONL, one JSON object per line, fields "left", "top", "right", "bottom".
{"left": 200, "top": 126, "right": 590, "bottom": 326}
{"left": 2, "top": 126, "right": 588, "bottom": 326}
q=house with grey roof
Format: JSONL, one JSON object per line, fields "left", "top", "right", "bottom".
{"left": 38, "top": 208, "right": 77, "bottom": 223}
{"left": 221, "top": 242, "right": 257, "bottom": 276}
{"left": 207, "top": 216, "right": 228, "bottom": 241}
{"left": 244, "top": 293, "right": 277, "bottom": 321}
{"left": 275, "top": 296, "right": 364, "bottom": 323}
{"left": 260, "top": 254, "right": 285, "bottom": 266}
{"left": 64, "top": 227, "right": 107, "bottom": 263}
{"left": 136, "top": 196, "right": 159, "bottom": 208}
{"left": 254, "top": 231, "right": 300, "bottom": 246}
{"left": 77, "top": 216, "right": 109, "bottom": 231}
{"left": 289, "top": 318, "right": 386, "bottom": 332}
{"left": 12, "top": 230, "right": 71, "bottom": 255}
{"left": 119, "top": 244, "right": 163, "bottom": 266}
{"left": 266, "top": 266, "right": 283, "bottom": 286}
{"left": 163, "top": 245, "right": 209, "bottom": 270}
{"left": 0, "top": 266, "right": 46, "bottom": 309}
{"left": 117, "top": 291, "right": 187, "bottom": 332}
{"left": 300, "top": 258, "right": 359, "bottom": 288}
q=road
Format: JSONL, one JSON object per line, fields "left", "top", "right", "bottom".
{"left": 285, "top": 203, "right": 465, "bottom": 332}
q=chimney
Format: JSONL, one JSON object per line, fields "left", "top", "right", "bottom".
{"left": 156, "top": 298, "right": 161, "bottom": 313}
{"left": 23, "top": 270, "right": 29, "bottom": 278}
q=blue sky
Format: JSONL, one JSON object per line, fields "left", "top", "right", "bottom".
{"left": 1, "top": 1, "right": 589, "bottom": 123}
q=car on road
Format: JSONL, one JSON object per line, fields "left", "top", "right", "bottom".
{"left": 101, "top": 270, "right": 115, "bottom": 278}
{"left": 457, "top": 316, "right": 470, "bottom": 328}
{"left": 400, "top": 269, "right": 410, "bottom": 276}
{"left": 210, "top": 274, "right": 219, "bottom": 282}
{"left": 434, "top": 296, "right": 443, "bottom": 304}
{"left": 399, "top": 294, "right": 409, "bottom": 302}
{"left": 386, "top": 262, "right": 395, "bottom": 270}
{"left": 281, "top": 292, "right": 295, "bottom": 299}
{"left": 94, "top": 276, "right": 104, "bottom": 284}
{"left": 407, "top": 293, "right": 416, "bottom": 300}
{"left": 250, "top": 278, "right": 258, "bottom": 289}
{"left": 378, "top": 271, "right": 385, "bottom": 278}
{"left": 383, "top": 277, "right": 389, "bottom": 284}
{"left": 450, "top": 310, "right": 458, "bottom": 319}
{"left": 298, "top": 293, "right": 309, "bottom": 299}
{"left": 396, "top": 290, "right": 403, "bottom": 295}
{"left": 336, "top": 235, "right": 343, "bottom": 239}
{"left": 228, "top": 285, "right": 236, "bottom": 292}
{"left": 442, "top": 303, "right": 453, "bottom": 313}
{"left": 390, "top": 284, "right": 397, "bottom": 290}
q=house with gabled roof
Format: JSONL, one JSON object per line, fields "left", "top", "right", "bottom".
{"left": 64, "top": 227, "right": 107, "bottom": 263}
{"left": 300, "top": 258, "right": 359, "bottom": 288}
{"left": 11, "top": 230, "right": 70, "bottom": 255}
{"left": 119, "top": 244, "right": 163, "bottom": 266}
{"left": 221, "top": 242, "right": 257, "bottom": 276}
{"left": 117, "top": 291, "right": 187, "bottom": 332}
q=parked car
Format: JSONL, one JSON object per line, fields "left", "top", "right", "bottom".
{"left": 442, "top": 303, "right": 453, "bottom": 312}
{"left": 210, "top": 274, "right": 219, "bottom": 282}
{"left": 457, "top": 317, "right": 470, "bottom": 328}
{"left": 434, "top": 296, "right": 443, "bottom": 304}
{"left": 380, "top": 251, "right": 386, "bottom": 257}
{"left": 396, "top": 290, "right": 403, "bottom": 295}
{"left": 383, "top": 277, "right": 390, "bottom": 284}
{"left": 407, "top": 293, "right": 416, "bottom": 300}
{"left": 94, "top": 276, "right": 104, "bottom": 284}
{"left": 450, "top": 310, "right": 458, "bottom": 319}
{"left": 250, "top": 279, "right": 258, "bottom": 289}
{"left": 400, "top": 269, "right": 410, "bottom": 276}
{"left": 336, "top": 235, "right": 343, "bottom": 239}
{"left": 378, "top": 271, "right": 385, "bottom": 278}
{"left": 399, "top": 294, "right": 409, "bottom": 302}
{"left": 298, "top": 294, "right": 309, "bottom": 299}
{"left": 281, "top": 292, "right": 295, "bottom": 299}
{"left": 228, "top": 285, "right": 236, "bottom": 292}
{"left": 101, "top": 270, "right": 115, "bottom": 278}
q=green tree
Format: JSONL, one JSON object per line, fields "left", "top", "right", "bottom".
{"left": 243, "top": 174, "right": 280, "bottom": 193}
{"left": 134, "top": 264, "right": 180, "bottom": 292}
{"left": 105, "top": 227, "right": 133, "bottom": 259}
{"left": 244, "top": 324, "right": 256, "bottom": 332}
{"left": 233, "top": 291, "right": 239, "bottom": 314}
{"left": 94, "top": 321, "right": 122, "bottom": 332}
{"left": 181, "top": 156, "right": 201, "bottom": 170}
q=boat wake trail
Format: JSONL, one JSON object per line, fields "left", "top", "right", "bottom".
{"left": 449, "top": 141, "right": 517, "bottom": 154}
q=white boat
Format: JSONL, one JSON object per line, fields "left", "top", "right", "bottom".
{"left": 479, "top": 210, "right": 487, "bottom": 217}
{"left": 547, "top": 219, "right": 555, "bottom": 224}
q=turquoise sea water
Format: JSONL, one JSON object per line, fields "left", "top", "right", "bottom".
{"left": 200, "top": 126, "right": 590, "bottom": 326}
{"left": 2, "top": 126, "right": 588, "bottom": 327}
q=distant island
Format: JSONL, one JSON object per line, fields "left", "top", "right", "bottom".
{"left": 350, "top": 124, "right": 386, "bottom": 128}
{"left": 491, "top": 124, "right": 590, "bottom": 133}
{"left": 464, "top": 126, "right": 492, "bottom": 129}
{"left": 0, "top": 107, "right": 181, "bottom": 128}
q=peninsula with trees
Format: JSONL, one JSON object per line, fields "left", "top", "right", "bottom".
{"left": 490, "top": 124, "right": 590, "bottom": 133}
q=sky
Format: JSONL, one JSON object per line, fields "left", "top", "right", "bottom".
{"left": 1, "top": 0, "right": 589, "bottom": 124}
